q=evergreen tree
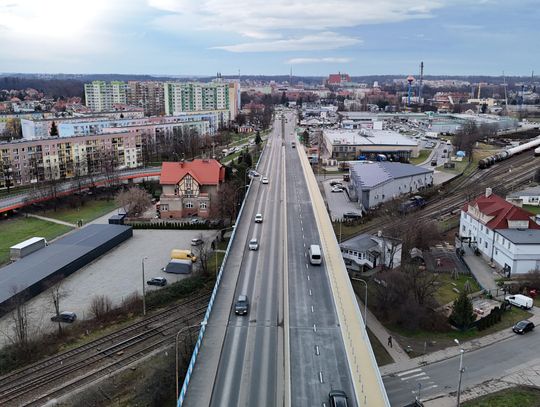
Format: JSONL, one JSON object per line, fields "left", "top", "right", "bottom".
{"left": 254, "top": 131, "right": 262, "bottom": 145}
{"left": 449, "top": 291, "right": 475, "bottom": 331}
{"left": 50, "top": 121, "right": 58, "bottom": 136}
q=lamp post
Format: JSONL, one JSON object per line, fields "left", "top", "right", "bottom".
{"left": 351, "top": 277, "right": 368, "bottom": 328}
{"left": 454, "top": 339, "right": 465, "bottom": 407}
{"left": 234, "top": 184, "right": 250, "bottom": 219}
{"left": 175, "top": 320, "right": 207, "bottom": 400}
{"left": 142, "top": 256, "right": 148, "bottom": 316}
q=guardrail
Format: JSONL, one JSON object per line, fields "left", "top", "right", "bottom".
{"left": 177, "top": 145, "right": 267, "bottom": 406}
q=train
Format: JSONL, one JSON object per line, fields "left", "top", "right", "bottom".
{"left": 478, "top": 136, "right": 540, "bottom": 169}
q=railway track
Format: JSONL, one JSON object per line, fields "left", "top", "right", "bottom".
{"left": 0, "top": 292, "right": 211, "bottom": 406}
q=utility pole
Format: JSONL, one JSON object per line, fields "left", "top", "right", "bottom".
{"left": 454, "top": 339, "right": 465, "bottom": 407}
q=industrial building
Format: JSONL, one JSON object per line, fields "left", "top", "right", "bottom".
{"left": 348, "top": 161, "right": 433, "bottom": 209}
{"left": 0, "top": 224, "right": 133, "bottom": 314}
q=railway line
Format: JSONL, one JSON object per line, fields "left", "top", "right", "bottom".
{"left": 0, "top": 292, "right": 211, "bottom": 406}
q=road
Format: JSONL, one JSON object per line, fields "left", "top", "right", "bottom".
{"left": 384, "top": 330, "right": 540, "bottom": 406}
{"left": 209, "top": 111, "right": 357, "bottom": 406}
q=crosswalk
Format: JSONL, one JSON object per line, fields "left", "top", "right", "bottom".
{"left": 391, "top": 367, "right": 439, "bottom": 398}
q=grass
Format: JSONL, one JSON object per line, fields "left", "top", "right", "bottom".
{"left": 463, "top": 386, "right": 540, "bottom": 407}
{"left": 523, "top": 205, "right": 540, "bottom": 215}
{"left": 0, "top": 217, "right": 72, "bottom": 265}
{"left": 41, "top": 199, "right": 118, "bottom": 225}
{"left": 434, "top": 274, "right": 482, "bottom": 306}
{"left": 367, "top": 328, "right": 394, "bottom": 366}
{"left": 409, "top": 150, "right": 431, "bottom": 165}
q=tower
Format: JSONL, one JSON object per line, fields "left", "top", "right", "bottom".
{"left": 418, "top": 62, "right": 424, "bottom": 104}
{"left": 407, "top": 75, "right": 415, "bottom": 106}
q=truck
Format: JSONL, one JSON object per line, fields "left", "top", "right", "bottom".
{"left": 162, "top": 259, "right": 193, "bottom": 274}
{"left": 398, "top": 196, "right": 427, "bottom": 214}
{"left": 170, "top": 249, "right": 197, "bottom": 263}
{"left": 10, "top": 237, "right": 47, "bottom": 260}
{"left": 505, "top": 294, "right": 533, "bottom": 310}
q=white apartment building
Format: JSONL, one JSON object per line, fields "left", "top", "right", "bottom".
{"left": 84, "top": 81, "right": 128, "bottom": 112}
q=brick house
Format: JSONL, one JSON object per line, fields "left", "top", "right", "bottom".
{"left": 159, "top": 159, "right": 225, "bottom": 219}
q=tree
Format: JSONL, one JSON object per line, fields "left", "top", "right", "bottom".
{"left": 8, "top": 287, "right": 30, "bottom": 351}
{"left": 254, "top": 131, "right": 262, "bottom": 145}
{"left": 115, "top": 186, "right": 152, "bottom": 217}
{"left": 449, "top": 291, "right": 475, "bottom": 331}
{"left": 280, "top": 91, "right": 288, "bottom": 106}
{"left": 50, "top": 121, "right": 58, "bottom": 136}
{"left": 48, "top": 277, "right": 68, "bottom": 336}
{"left": 193, "top": 235, "right": 211, "bottom": 277}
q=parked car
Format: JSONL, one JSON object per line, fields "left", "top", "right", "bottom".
{"left": 343, "top": 212, "right": 362, "bottom": 219}
{"left": 51, "top": 311, "right": 77, "bottom": 323}
{"left": 329, "top": 390, "right": 349, "bottom": 407}
{"left": 147, "top": 277, "right": 167, "bottom": 286}
{"left": 261, "top": 177, "right": 269, "bottom": 184}
{"left": 190, "top": 218, "right": 208, "bottom": 226}
{"left": 234, "top": 295, "right": 249, "bottom": 315}
{"left": 505, "top": 294, "right": 533, "bottom": 309}
{"left": 513, "top": 320, "right": 535, "bottom": 334}
{"left": 331, "top": 186, "right": 344, "bottom": 193}
{"left": 255, "top": 213, "right": 263, "bottom": 223}
{"left": 330, "top": 181, "right": 343, "bottom": 187}
{"left": 248, "top": 170, "right": 260, "bottom": 178}
{"left": 191, "top": 238, "right": 204, "bottom": 246}
{"left": 248, "top": 238, "right": 259, "bottom": 250}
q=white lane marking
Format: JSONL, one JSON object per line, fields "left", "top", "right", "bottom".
{"left": 302, "top": 234, "right": 305, "bottom": 239}
{"left": 396, "top": 368, "right": 422, "bottom": 377}
{"left": 315, "top": 345, "right": 320, "bottom": 356}
{"left": 305, "top": 264, "right": 308, "bottom": 269}
{"left": 418, "top": 384, "right": 438, "bottom": 392}
{"left": 416, "top": 377, "right": 431, "bottom": 381}
{"left": 307, "top": 275, "right": 310, "bottom": 281}
{"left": 311, "top": 306, "right": 314, "bottom": 313}
{"left": 303, "top": 243, "right": 306, "bottom": 248}
{"left": 400, "top": 372, "right": 426, "bottom": 381}
{"left": 313, "top": 324, "right": 317, "bottom": 332}
{"left": 309, "top": 289, "right": 312, "bottom": 296}
{"left": 319, "top": 371, "right": 324, "bottom": 383}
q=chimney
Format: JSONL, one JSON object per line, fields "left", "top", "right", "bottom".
{"left": 485, "top": 187, "right": 492, "bottom": 197}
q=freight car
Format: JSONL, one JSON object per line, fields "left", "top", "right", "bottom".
{"left": 478, "top": 136, "right": 540, "bottom": 169}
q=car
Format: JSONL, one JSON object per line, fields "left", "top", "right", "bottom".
{"left": 261, "top": 177, "right": 269, "bottom": 184}
{"left": 331, "top": 186, "right": 344, "bottom": 193}
{"left": 330, "top": 181, "right": 343, "bottom": 187}
{"left": 51, "top": 311, "right": 77, "bottom": 323}
{"left": 248, "top": 238, "right": 259, "bottom": 250}
{"left": 343, "top": 212, "right": 362, "bottom": 219}
{"left": 513, "top": 320, "right": 535, "bottom": 334}
{"left": 147, "top": 277, "right": 167, "bottom": 287}
{"left": 329, "top": 390, "right": 349, "bottom": 407}
{"left": 191, "top": 238, "right": 204, "bottom": 246}
{"left": 248, "top": 170, "right": 260, "bottom": 178}
{"left": 234, "top": 295, "right": 249, "bottom": 315}
{"left": 255, "top": 213, "right": 263, "bottom": 223}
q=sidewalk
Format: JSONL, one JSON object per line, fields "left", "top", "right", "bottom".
{"left": 460, "top": 245, "right": 500, "bottom": 291}
{"left": 26, "top": 213, "right": 77, "bottom": 228}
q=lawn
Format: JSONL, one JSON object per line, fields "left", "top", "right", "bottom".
{"left": 463, "top": 386, "right": 540, "bottom": 407}
{"left": 41, "top": 199, "right": 118, "bottom": 225}
{"left": 523, "top": 205, "right": 540, "bottom": 215}
{"left": 0, "top": 217, "right": 73, "bottom": 265}
{"left": 409, "top": 150, "right": 431, "bottom": 165}
{"left": 367, "top": 328, "right": 394, "bottom": 366}
{"left": 434, "top": 273, "right": 482, "bottom": 306}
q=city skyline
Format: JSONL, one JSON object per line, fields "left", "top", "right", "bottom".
{"left": 0, "top": 0, "right": 539, "bottom": 76}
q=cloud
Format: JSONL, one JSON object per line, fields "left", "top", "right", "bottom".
{"left": 287, "top": 57, "right": 352, "bottom": 64}
{"left": 214, "top": 32, "right": 361, "bottom": 53}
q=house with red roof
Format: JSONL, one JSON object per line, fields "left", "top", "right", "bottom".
{"left": 459, "top": 188, "right": 540, "bottom": 275}
{"left": 159, "top": 159, "right": 225, "bottom": 219}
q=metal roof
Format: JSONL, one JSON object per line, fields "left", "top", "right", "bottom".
{"left": 350, "top": 161, "right": 433, "bottom": 189}
{"left": 497, "top": 229, "right": 540, "bottom": 245}
{"left": 507, "top": 185, "right": 540, "bottom": 198}
{"left": 340, "top": 233, "right": 379, "bottom": 252}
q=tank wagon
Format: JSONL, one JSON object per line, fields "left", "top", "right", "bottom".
{"left": 478, "top": 136, "right": 540, "bottom": 169}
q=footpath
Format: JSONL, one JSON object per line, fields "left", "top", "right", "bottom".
{"left": 26, "top": 213, "right": 77, "bottom": 228}
{"left": 361, "top": 244, "right": 540, "bottom": 405}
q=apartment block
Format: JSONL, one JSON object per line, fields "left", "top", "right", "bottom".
{"left": 84, "top": 81, "right": 128, "bottom": 112}
{"left": 127, "top": 81, "right": 165, "bottom": 116}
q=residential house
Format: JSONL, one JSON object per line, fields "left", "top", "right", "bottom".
{"left": 340, "top": 232, "right": 402, "bottom": 272}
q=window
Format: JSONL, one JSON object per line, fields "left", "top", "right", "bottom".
{"left": 185, "top": 201, "right": 193, "bottom": 208}
{"left": 161, "top": 204, "right": 169, "bottom": 211}
{"left": 200, "top": 201, "right": 207, "bottom": 209}
{"left": 485, "top": 242, "right": 488, "bottom": 249}
{"left": 462, "top": 225, "right": 466, "bottom": 232}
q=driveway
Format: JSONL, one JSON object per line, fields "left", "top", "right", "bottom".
{"left": 321, "top": 179, "right": 363, "bottom": 221}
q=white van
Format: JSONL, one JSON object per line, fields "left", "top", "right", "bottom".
{"left": 505, "top": 294, "right": 533, "bottom": 310}
{"left": 309, "top": 244, "right": 322, "bottom": 265}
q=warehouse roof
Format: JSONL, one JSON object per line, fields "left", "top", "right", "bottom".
{"left": 507, "top": 185, "right": 540, "bottom": 198}
{"left": 0, "top": 224, "right": 132, "bottom": 308}
{"left": 324, "top": 129, "right": 417, "bottom": 147}
{"left": 350, "top": 161, "right": 433, "bottom": 189}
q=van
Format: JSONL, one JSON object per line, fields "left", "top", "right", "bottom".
{"left": 505, "top": 294, "right": 533, "bottom": 310}
{"left": 309, "top": 244, "right": 322, "bottom": 265}
{"left": 170, "top": 249, "right": 197, "bottom": 263}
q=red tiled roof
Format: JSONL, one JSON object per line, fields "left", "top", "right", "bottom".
{"left": 327, "top": 73, "right": 351, "bottom": 84}
{"left": 463, "top": 192, "right": 540, "bottom": 230}
{"left": 160, "top": 159, "right": 225, "bottom": 186}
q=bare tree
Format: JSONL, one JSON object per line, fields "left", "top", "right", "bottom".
{"left": 115, "top": 186, "right": 152, "bottom": 217}
{"left": 48, "top": 277, "right": 68, "bottom": 336}
{"left": 193, "top": 235, "right": 211, "bottom": 277}
{"left": 402, "top": 263, "right": 439, "bottom": 306}
{"left": 89, "top": 295, "right": 113, "bottom": 321}
{"left": 8, "top": 287, "right": 30, "bottom": 350}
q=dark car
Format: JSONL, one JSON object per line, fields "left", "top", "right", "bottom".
{"left": 147, "top": 277, "right": 167, "bottom": 287}
{"left": 51, "top": 311, "right": 77, "bottom": 323}
{"left": 513, "top": 320, "right": 535, "bottom": 334}
{"left": 329, "top": 390, "right": 349, "bottom": 407}
{"left": 234, "top": 295, "right": 249, "bottom": 316}
{"left": 330, "top": 181, "right": 343, "bottom": 187}
{"left": 343, "top": 212, "right": 362, "bottom": 219}
{"left": 191, "top": 238, "right": 204, "bottom": 246}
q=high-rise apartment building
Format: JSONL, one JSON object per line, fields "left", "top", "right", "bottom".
{"left": 164, "top": 81, "right": 240, "bottom": 123}
{"left": 127, "top": 81, "right": 165, "bottom": 116}
{"left": 84, "top": 81, "right": 128, "bottom": 112}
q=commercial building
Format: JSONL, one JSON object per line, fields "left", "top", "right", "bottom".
{"left": 159, "top": 159, "right": 225, "bottom": 219}
{"left": 507, "top": 185, "right": 540, "bottom": 207}
{"left": 348, "top": 161, "right": 433, "bottom": 209}
{"left": 323, "top": 128, "right": 419, "bottom": 161}
{"left": 459, "top": 189, "right": 540, "bottom": 275}
{"left": 127, "top": 81, "right": 165, "bottom": 116}
{"left": 84, "top": 81, "right": 128, "bottom": 112}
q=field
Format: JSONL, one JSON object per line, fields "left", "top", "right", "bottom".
{"left": 434, "top": 273, "right": 481, "bottom": 306}
{"left": 41, "top": 199, "right": 118, "bottom": 225}
{"left": 409, "top": 150, "right": 431, "bottom": 165}
{"left": 463, "top": 386, "right": 540, "bottom": 407}
{"left": 0, "top": 217, "right": 73, "bottom": 265}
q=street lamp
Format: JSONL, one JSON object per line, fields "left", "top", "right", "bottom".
{"left": 175, "top": 320, "right": 207, "bottom": 399}
{"left": 454, "top": 339, "right": 465, "bottom": 407}
{"left": 351, "top": 277, "right": 368, "bottom": 328}
{"left": 142, "top": 256, "right": 148, "bottom": 316}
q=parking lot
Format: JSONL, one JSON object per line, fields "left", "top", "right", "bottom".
{"left": 0, "top": 218, "right": 218, "bottom": 347}
{"left": 321, "top": 178, "right": 363, "bottom": 221}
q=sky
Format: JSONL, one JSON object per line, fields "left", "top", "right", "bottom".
{"left": 0, "top": 0, "right": 539, "bottom": 77}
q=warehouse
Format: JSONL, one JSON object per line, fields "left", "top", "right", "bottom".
{"left": 0, "top": 224, "right": 132, "bottom": 314}
{"left": 348, "top": 161, "right": 433, "bottom": 209}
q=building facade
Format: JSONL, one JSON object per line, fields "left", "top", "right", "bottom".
{"left": 459, "top": 189, "right": 540, "bottom": 275}
{"left": 159, "top": 159, "right": 225, "bottom": 219}
{"left": 340, "top": 233, "right": 402, "bottom": 272}
{"left": 127, "top": 81, "right": 165, "bottom": 116}
{"left": 84, "top": 81, "right": 128, "bottom": 112}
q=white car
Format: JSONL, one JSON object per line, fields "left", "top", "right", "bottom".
{"left": 331, "top": 186, "right": 344, "bottom": 193}
{"left": 261, "top": 177, "right": 269, "bottom": 184}
{"left": 255, "top": 213, "right": 263, "bottom": 223}
{"left": 248, "top": 238, "right": 259, "bottom": 250}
